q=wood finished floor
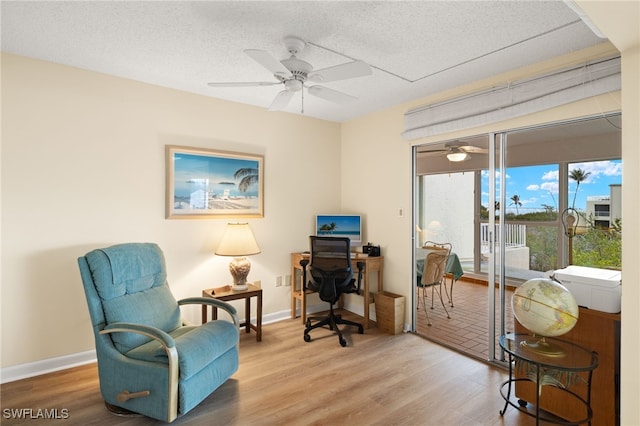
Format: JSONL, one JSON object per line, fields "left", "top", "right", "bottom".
{"left": 1, "top": 312, "right": 535, "bottom": 426}
{"left": 416, "top": 278, "right": 516, "bottom": 361}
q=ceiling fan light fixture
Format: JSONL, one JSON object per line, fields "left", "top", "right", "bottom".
{"left": 446, "top": 148, "right": 470, "bottom": 162}
{"left": 284, "top": 79, "right": 303, "bottom": 92}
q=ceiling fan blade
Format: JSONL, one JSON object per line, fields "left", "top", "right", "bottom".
{"left": 459, "top": 146, "right": 489, "bottom": 154}
{"left": 268, "top": 90, "right": 295, "bottom": 111}
{"left": 244, "top": 49, "right": 292, "bottom": 78}
{"left": 307, "top": 60, "right": 372, "bottom": 83}
{"left": 417, "top": 150, "right": 448, "bottom": 158}
{"left": 207, "top": 81, "right": 281, "bottom": 88}
{"left": 307, "top": 85, "right": 357, "bottom": 104}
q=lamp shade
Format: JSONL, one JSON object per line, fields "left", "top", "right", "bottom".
{"left": 215, "top": 223, "right": 261, "bottom": 257}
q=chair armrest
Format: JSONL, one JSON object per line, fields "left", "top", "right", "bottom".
{"left": 100, "top": 322, "right": 179, "bottom": 419}
{"left": 300, "top": 259, "right": 309, "bottom": 291}
{"left": 178, "top": 297, "right": 240, "bottom": 326}
{"left": 100, "top": 322, "right": 176, "bottom": 349}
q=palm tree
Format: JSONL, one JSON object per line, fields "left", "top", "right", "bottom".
{"left": 234, "top": 167, "right": 259, "bottom": 192}
{"left": 541, "top": 203, "right": 555, "bottom": 214}
{"left": 569, "top": 168, "right": 592, "bottom": 210}
{"left": 510, "top": 194, "right": 522, "bottom": 215}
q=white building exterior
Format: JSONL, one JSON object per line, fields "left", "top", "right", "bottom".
{"left": 585, "top": 184, "right": 622, "bottom": 229}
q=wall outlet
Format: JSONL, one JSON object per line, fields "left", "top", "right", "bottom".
{"left": 275, "top": 276, "right": 283, "bottom": 287}
{"left": 284, "top": 275, "right": 291, "bottom": 286}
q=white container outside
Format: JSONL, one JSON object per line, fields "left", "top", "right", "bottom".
{"left": 553, "top": 265, "right": 621, "bottom": 313}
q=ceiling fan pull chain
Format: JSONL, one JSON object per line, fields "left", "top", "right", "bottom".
{"left": 301, "top": 87, "right": 305, "bottom": 114}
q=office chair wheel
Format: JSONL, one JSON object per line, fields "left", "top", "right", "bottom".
{"left": 339, "top": 337, "right": 347, "bottom": 347}
{"left": 304, "top": 333, "right": 311, "bottom": 342}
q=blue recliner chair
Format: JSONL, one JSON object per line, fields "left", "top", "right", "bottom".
{"left": 78, "top": 243, "right": 239, "bottom": 422}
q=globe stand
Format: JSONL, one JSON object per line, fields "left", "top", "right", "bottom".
{"left": 520, "top": 336, "right": 566, "bottom": 357}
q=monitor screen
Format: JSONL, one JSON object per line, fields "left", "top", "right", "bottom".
{"left": 315, "top": 214, "right": 362, "bottom": 246}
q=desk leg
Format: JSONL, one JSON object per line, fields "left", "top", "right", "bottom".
{"left": 257, "top": 292, "right": 262, "bottom": 342}
{"left": 212, "top": 306, "right": 218, "bottom": 320}
{"left": 291, "top": 264, "right": 298, "bottom": 320}
{"left": 363, "top": 271, "right": 370, "bottom": 329}
{"left": 202, "top": 305, "right": 207, "bottom": 324}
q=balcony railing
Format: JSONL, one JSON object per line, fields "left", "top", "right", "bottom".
{"left": 480, "top": 223, "right": 527, "bottom": 252}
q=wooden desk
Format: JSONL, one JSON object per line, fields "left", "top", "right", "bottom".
{"left": 515, "top": 308, "right": 620, "bottom": 425}
{"left": 291, "top": 253, "right": 383, "bottom": 329}
{"left": 202, "top": 284, "right": 262, "bottom": 342}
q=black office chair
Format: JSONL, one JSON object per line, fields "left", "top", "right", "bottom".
{"left": 300, "top": 236, "right": 364, "bottom": 347}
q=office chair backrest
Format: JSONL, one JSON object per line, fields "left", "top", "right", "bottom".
{"left": 309, "top": 236, "right": 353, "bottom": 303}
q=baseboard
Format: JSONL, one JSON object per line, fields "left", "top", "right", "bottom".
{"left": 1, "top": 304, "right": 351, "bottom": 384}
{"left": 1, "top": 350, "right": 97, "bottom": 384}
{"left": 0, "top": 307, "right": 308, "bottom": 384}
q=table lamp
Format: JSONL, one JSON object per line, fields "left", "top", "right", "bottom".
{"left": 215, "top": 222, "right": 261, "bottom": 291}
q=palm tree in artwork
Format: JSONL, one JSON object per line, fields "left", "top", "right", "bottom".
{"left": 569, "top": 168, "right": 592, "bottom": 210}
{"left": 319, "top": 222, "right": 338, "bottom": 234}
{"left": 510, "top": 194, "right": 522, "bottom": 215}
{"left": 234, "top": 168, "right": 259, "bottom": 192}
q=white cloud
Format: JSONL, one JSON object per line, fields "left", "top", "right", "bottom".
{"left": 569, "top": 160, "right": 622, "bottom": 184}
{"left": 527, "top": 184, "right": 540, "bottom": 191}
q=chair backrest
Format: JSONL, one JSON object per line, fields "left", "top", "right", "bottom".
{"left": 421, "top": 241, "right": 451, "bottom": 286}
{"left": 78, "top": 242, "right": 181, "bottom": 353}
{"left": 423, "top": 241, "right": 452, "bottom": 255}
{"left": 309, "top": 236, "right": 353, "bottom": 302}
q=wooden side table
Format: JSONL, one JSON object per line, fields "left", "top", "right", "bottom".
{"left": 202, "top": 284, "right": 262, "bottom": 342}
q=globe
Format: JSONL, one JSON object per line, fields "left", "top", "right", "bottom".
{"left": 512, "top": 278, "right": 579, "bottom": 338}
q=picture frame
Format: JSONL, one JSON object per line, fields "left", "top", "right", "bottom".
{"left": 166, "top": 145, "right": 264, "bottom": 219}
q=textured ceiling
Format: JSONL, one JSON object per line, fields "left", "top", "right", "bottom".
{"left": 1, "top": 1, "right": 607, "bottom": 122}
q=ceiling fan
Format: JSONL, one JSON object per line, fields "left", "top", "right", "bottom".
{"left": 418, "top": 142, "right": 489, "bottom": 162}
{"left": 207, "top": 36, "right": 372, "bottom": 112}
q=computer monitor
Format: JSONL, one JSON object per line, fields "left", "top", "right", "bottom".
{"left": 315, "top": 214, "right": 362, "bottom": 247}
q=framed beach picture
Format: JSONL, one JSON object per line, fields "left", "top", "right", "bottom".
{"left": 166, "top": 145, "right": 264, "bottom": 219}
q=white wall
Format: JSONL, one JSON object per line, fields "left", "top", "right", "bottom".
{"left": 1, "top": 53, "right": 342, "bottom": 368}
{"left": 340, "top": 105, "right": 413, "bottom": 303}
{"left": 419, "top": 173, "right": 475, "bottom": 261}
{"left": 577, "top": 3, "right": 640, "bottom": 424}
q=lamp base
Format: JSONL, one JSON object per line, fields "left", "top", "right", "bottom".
{"left": 229, "top": 257, "right": 251, "bottom": 292}
{"left": 232, "top": 284, "right": 249, "bottom": 292}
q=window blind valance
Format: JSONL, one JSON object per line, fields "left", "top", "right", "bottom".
{"left": 403, "top": 56, "right": 621, "bottom": 141}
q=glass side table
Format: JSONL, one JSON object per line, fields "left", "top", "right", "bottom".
{"left": 499, "top": 333, "right": 598, "bottom": 425}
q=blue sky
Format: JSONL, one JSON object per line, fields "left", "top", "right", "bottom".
{"left": 173, "top": 153, "right": 259, "bottom": 198}
{"left": 482, "top": 160, "right": 622, "bottom": 213}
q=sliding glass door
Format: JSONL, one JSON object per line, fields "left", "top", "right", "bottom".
{"left": 413, "top": 114, "right": 622, "bottom": 364}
